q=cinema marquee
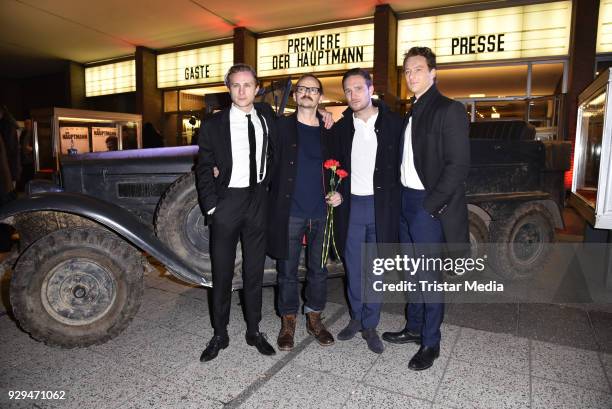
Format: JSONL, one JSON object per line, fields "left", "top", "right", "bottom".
{"left": 397, "top": 1, "right": 572, "bottom": 65}
{"left": 156, "top": 43, "right": 234, "bottom": 88}
{"left": 257, "top": 23, "right": 374, "bottom": 77}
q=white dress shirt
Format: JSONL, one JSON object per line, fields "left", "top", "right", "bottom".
{"left": 400, "top": 116, "right": 425, "bottom": 190}
{"left": 228, "top": 104, "right": 268, "bottom": 188}
{"left": 207, "top": 104, "right": 268, "bottom": 215}
{"left": 351, "top": 112, "right": 378, "bottom": 196}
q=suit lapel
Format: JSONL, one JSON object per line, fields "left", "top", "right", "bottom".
{"left": 221, "top": 108, "right": 233, "bottom": 179}
{"left": 374, "top": 110, "right": 383, "bottom": 170}
{"left": 399, "top": 98, "right": 415, "bottom": 165}
{"left": 316, "top": 116, "right": 328, "bottom": 161}
{"left": 347, "top": 117, "right": 355, "bottom": 175}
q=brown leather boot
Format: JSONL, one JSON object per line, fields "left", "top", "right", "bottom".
{"left": 306, "top": 311, "right": 335, "bottom": 346}
{"left": 277, "top": 314, "right": 296, "bottom": 351}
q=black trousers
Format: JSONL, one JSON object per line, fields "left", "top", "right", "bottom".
{"left": 210, "top": 185, "right": 267, "bottom": 336}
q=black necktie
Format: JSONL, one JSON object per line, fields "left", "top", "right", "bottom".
{"left": 246, "top": 113, "right": 257, "bottom": 187}
{"left": 407, "top": 96, "right": 416, "bottom": 118}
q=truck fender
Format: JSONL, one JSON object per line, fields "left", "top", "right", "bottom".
{"left": 0, "top": 192, "right": 209, "bottom": 287}
{"left": 532, "top": 199, "right": 564, "bottom": 229}
{"left": 467, "top": 204, "right": 492, "bottom": 228}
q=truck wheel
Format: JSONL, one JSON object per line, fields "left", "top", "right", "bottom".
{"left": 489, "top": 203, "right": 554, "bottom": 280}
{"left": 10, "top": 227, "right": 144, "bottom": 348}
{"left": 468, "top": 212, "right": 488, "bottom": 258}
{"left": 447, "top": 212, "right": 489, "bottom": 280}
{"left": 13, "top": 211, "right": 97, "bottom": 250}
{"left": 154, "top": 172, "right": 241, "bottom": 283}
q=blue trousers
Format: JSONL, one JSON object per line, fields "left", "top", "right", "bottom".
{"left": 344, "top": 195, "right": 381, "bottom": 330}
{"left": 400, "top": 187, "right": 445, "bottom": 347}
{"left": 277, "top": 216, "right": 327, "bottom": 315}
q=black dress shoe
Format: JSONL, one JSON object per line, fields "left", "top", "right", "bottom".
{"left": 200, "top": 335, "right": 229, "bottom": 362}
{"left": 382, "top": 328, "right": 421, "bottom": 344}
{"left": 408, "top": 345, "right": 440, "bottom": 371}
{"left": 245, "top": 332, "right": 276, "bottom": 356}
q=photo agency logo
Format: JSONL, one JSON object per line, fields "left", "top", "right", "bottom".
{"left": 371, "top": 254, "right": 487, "bottom": 277}
{"left": 360, "top": 243, "right": 612, "bottom": 305}
{"left": 368, "top": 253, "right": 504, "bottom": 295}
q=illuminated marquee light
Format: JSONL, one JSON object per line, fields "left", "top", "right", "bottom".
{"left": 597, "top": 1, "right": 612, "bottom": 53}
{"left": 85, "top": 60, "right": 136, "bottom": 97}
{"left": 397, "top": 1, "right": 572, "bottom": 65}
{"left": 157, "top": 43, "right": 234, "bottom": 88}
{"left": 257, "top": 24, "right": 374, "bottom": 77}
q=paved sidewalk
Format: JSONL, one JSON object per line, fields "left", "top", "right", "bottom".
{"left": 1, "top": 270, "right": 612, "bottom": 409}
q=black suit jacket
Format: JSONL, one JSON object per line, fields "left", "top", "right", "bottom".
{"left": 331, "top": 99, "right": 403, "bottom": 256}
{"left": 266, "top": 113, "right": 333, "bottom": 260}
{"left": 196, "top": 102, "right": 277, "bottom": 214}
{"left": 400, "top": 84, "right": 470, "bottom": 244}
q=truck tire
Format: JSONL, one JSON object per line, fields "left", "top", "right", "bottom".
{"left": 13, "top": 211, "right": 97, "bottom": 250}
{"left": 489, "top": 203, "right": 554, "bottom": 280}
{"left": 10, "top": 227, "right": 144, "bottom": 348}
{"left": 468, "top": 212, "right": 488, "bottom": 259}
{"left": 447, "top": 212, "right": 489, "bottom": 280}
{"left": 154, "top": 172, "right": 241, "bottom": 283}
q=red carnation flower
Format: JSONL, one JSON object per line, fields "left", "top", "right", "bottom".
{"left": 323, "top": 159, "right": 340, "bottom": 170}
{"left": 336, "top": 169, "right": 348, "bottom": 179}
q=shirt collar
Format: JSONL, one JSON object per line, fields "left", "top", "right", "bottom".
{"left": 413, "top": 84, "right": 438, "bottom": 107}
{"left": 353, "top": 110, "right": 378, "bottom": 127}
{"left": 230, "top": 104, "right": 256, "bottom": 119}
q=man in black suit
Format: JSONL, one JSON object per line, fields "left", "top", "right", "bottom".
{"left": 382, "top": 47, "right": 470, "bottom": 370}
{"left": 267, "top": 74, "right": 340, "bottom": 351}
{"left": 332, "top": 68, "right": 403, "bottom": 354}
{"left": 196, "top": 63, "right": 277, "bottom": 362}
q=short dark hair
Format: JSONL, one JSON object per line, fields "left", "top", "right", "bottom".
{"left": 342, "top": 68, "right": 372, "bottom": 89}
{"left": 224, "top": 63, "right": 258, "bottom": 87}
{"left": 296, "top": 73, "right": 323, "bottom": 94}
{"left": 403, "top": 47, "right": 437, "bottom": 71}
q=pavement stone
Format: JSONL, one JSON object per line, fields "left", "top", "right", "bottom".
{"left": 1, "top": 274, "right": 611, "bottom": 408}
{"left": 117, "top": 379, "right": 224, "bottom": 409}
{"left": 292, "top": 326, "right": 380, "bottom": 382}
{"left": 589, "top": 310, "right": 612, "bottom": 354}
{"left": 363, "top": 327, "right": 457, "bottom": 399}
{"left": 172, "top": 343, "right": 279, "bottom": 403}
{"left": 445, "top": 302, "right": 518, "bottom": 334}
{"left": 89, "top": 316, "right": 172, "bottom": 357}
{"left": 435, "top": 359, "right": 530, "bottom": 409}
{"left": 518, "top": 303, "right": 598, "bottom": 351}
{"left": 119, "top": 329, "right": 203, "bottom": 377}
{"left": 603, "top": 353, "right": 612, "bottom": 387}
{"left": 453, "top": 327, "right": 529, "bottom": 374}
{"left": 531, "top": 340, "right": 610, "bottom": 393}
{"left": 45, "top": 359, "right": 158, "bottom": 409}
{"left": 144, "top": 294, "right": 211, "bottom": 335}
{"left": 531, "top": 377, "right": 612, "bottom": 409}
{"left": 237, "top": 362, "right": 355, "bottom": 409}
{"left": 343, "top": 384, "right": 431, "bottom": 409}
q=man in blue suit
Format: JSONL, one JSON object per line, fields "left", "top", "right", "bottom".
{"left": 382, "top": 47, "right": 470, "bottom": 371}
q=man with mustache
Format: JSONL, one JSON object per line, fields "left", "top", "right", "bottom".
{"left": 267, "top": 74, "right": 341, "bottom": 351}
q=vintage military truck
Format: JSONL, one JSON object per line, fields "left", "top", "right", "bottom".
{"left": 465, "top": 121, "right": 570, "bottom": 280}
{"left": 0, "top": 103, "right": 570, "bottom": 348}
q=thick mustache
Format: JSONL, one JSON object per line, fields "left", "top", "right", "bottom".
{"left": 300, "top": 96, "right": 313, "bottom": 101}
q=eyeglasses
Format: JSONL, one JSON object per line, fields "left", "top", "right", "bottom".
{"left": 295, "top": 86, "right": 321, "bottom": 95}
